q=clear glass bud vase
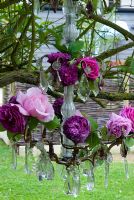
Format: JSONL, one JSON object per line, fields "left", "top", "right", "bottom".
{"left": 36, "top": 142, "right": 54, "bottom": 181}
{"left": 64, "top": 165, "right": 80, "bottom": 197}
{"left": 11, "top": 141, "right": 17, "bottom": 170}
{"left": 63, "top": 0, "right": 79, "bottom": 44}
{"left": 61, "top": 85, "right": 76, "bottom": 158}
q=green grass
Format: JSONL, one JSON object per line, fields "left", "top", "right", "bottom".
{"left": 0, "top": 140, "right": 134, "bottom": 200}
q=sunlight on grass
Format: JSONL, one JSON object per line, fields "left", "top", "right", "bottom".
{"left": 0, "top": 140, "right": 133, "bottom": 200}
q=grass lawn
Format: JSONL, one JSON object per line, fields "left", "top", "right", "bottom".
{"left": 0, "top": 140, "right": 134, "bottom": 200}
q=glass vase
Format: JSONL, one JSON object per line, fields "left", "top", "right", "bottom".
{"left": 64, "top": 165, "right": 80, "bottom": 197}
{"left": 61, "top": 85, "right": 76, "bottom": 158}
{"left": 24, "top": 142, "right": 35, "bottom": 174}
{"left": 11, "top": 141, "right": 17, "bottom": 170}
{"left": 63, "top": 0, "right": 79, "bottom": 44}
{"left": 36, "top": 142, "right": 54, "bottom": 181}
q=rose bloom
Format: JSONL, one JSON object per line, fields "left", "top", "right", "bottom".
{"left": 53, "top": 97, "right": 64, "bottom": 118}
{"left": 0, "top": 104, "right": 26, "bottom": 133}
{"left": 9, "top": 96, "right": 18, "bottom": 104}
{"left": 120, "top": 106, "right": 134, "bottom": 132}
{"left": 63, "top": 115, "right": 90, "bottom": 144}
{"left": 80, "top": 57, "right": 99, "bottom": 80}
{"left": 47, "top": 52, "right": 71, "bottom": 64}
{"left": 59, "top": 64, "right": 78, "bottom": 86}
{"left": 106, "top": 113, "right": 132, "bottom": 138}
{"left": 16, "top": 87, "right": 54, "bottom": 122}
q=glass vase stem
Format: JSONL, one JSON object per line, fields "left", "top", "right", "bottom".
{"left": 12, "top": 142, "right": 17, "bottom": 170}
{"left": 104, "top": 160, "right": 109, "bottom": 188}
{"left": 61, "top": 85, "right": 75, "bottom": 158}
{"left": 123, "top": 157, "right": 129, "bottom": 179}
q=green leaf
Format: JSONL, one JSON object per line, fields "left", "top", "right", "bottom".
{"left": 92, "top": 0, "right": 99, "bottom": 10}
{"left": 86, "top": 131, "right": 100, "bottom": 148}
{"left": 88, "top": 116, "right": 98, "bottom": 132}
{"left": 7, "top": 131, "right": 21, "bottom": 141}
{"left": 86, "top": 117, "right": 99, "bottom": 148}
{"left": 28, "top": 117, "right": 39, "bottom": 131}
{"left": 68, "top": 41, "right": 84, "bottom": 53}
{"left": 43, "top": 116, "right": 60, "bottom": 130}
{"left": 7, "top": 131, "right": 13, "bottom": 140}
{"left": 88, "top": 80, "right": 99, "bottom": 96}
{"left": 100, "top": 126, "right": 108, "bottom": 140}
{"left": 125, "top": 137, "right": 134, "bottom": 148}
{"left": 0, "top": 123, "right": 5, "bottom": 132}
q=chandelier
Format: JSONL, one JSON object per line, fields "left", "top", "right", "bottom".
{"left": 0, "top": 0, "right": 134, "bottom": 198}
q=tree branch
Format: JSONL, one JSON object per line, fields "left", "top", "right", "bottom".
{"left": 90, "top": 14, "right": 134, "bottom": 41}
{"left": 96, "top": 41, "right": 134, "bottom": 61}
{"left": 0, "top": 70, "right": 39, "bottom": 87}
{"left": 90, "top": 91, "right": 134, "bottom": 101}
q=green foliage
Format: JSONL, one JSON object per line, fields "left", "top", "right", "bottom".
{"left": 0, "top": 123, "right": 5, "bottom": 132}
{"left": 28, "top": 117, "right": 39, "bottom": 131}
{"left": 68, "top": 40, "right": 84, "bottom": 54}
{"left": 88, "top": 79, "right": 99, "bottom": 96}
{"left": 43, "top": 116, "right": 60, "bottom": 130}
{"left": 7, "top": 131, "right": 21, "bottom": 142}
{"left": 86, "top": 116, "right": 100, "bottom": 148}
{"left": 125, "top": 137, "right": 134, "bottom": 148}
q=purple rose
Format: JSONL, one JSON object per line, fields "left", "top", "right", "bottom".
{"left": 0, "top": 104, "right": 26, "bottom": 134}
{"left": 80, "top": 57, "right": 99, "bottom": 80}
{"left": 63, "top": 115, "right": 90, "bottom": 144}
{"left": 120, "top": 106, "right": 134, "bottom": 132}
{"left": 9, "top": 96, "right": 18, "bottom": 104}
{"left": 47, "top": 52, "right": 71, "bottom": 64}
{"left": 106, "top": 113, "right": 132, "bottom": 138}
{"left": 53, "top": 97, "right": 64, "bottom": 118}
{"left": 59, "top": 64, "right": 78, "bottom": 86}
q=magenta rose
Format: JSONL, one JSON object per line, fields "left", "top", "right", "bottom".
{"left": 80, "top": 57, "right": 99, "bottom": 80}
{"left": 0, "top": 104, "right": 26, "bottom": 133}
{"left": 16, "top": 87, "right": 54, "bottom": 122}
{"left": 120, "top": 106, "right": 134, "bottom": 132}
{"left": 106, "top": 113, "right": 132, "bottom": 138}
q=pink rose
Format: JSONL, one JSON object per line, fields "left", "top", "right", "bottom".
{"left": 16, "top": 87, "right": 54, "bottom": 122}
{"left": 106, "top": 113, "right": 132, "bottom": 138}
{"left": 80, "top": 57, "right": 99, "bottom": 80}
{"left": 120, "top": 106, "right": 134, "bottom": 132}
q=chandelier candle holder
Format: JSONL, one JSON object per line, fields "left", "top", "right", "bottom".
{"left": 0, "top": 0, "right": 134, "bottom": 198}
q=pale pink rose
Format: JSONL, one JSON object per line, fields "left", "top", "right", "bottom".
{"left": 16, "top": 87, "right": 54, "bottom": 122}
{"left": 106, "top": 113, "right": 132, "bottom": 138}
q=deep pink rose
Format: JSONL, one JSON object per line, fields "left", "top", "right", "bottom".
{"left": 106, "top": 113, "right": 132, "bottom": 138}
{"left": 80, "top": 57, "right": 99, "bottom": 80}
{"left": 16, "top": 87, "right": 54, "bottom": 122}
{"left": 120, "top": 106, "right": 134, "bottom": 132}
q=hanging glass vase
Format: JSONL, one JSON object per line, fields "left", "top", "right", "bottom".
{"left": 104, "top": 152, "right": 113, "bottom": 188}
{"left": 36, "top": 142, "right": 54, "bottom": 181}
{"left": 11, "top": 141, "right": 17, "bottom": 170}
{"left": 34, "top": 0, "right": 40, "bottom": 15}
{"left": 61, "top": 85, "right": 76, "bottom": 158}
{"left": 63, "top": 0, "right": 79, "bottom": 44}
{"left": 81, "top": 160, "right": 95, "bottom": 191}
{"left": 24, "top": 142, "right": 36, "bottom": 174}
{"left": 64, "top": 165, "right": 80, "bottom": 197}
{"left": 36, "top": 58, "right": 48, "bottom": 93}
